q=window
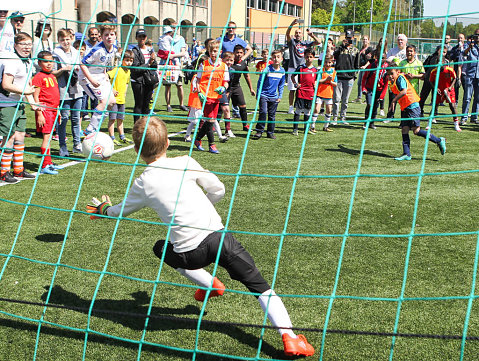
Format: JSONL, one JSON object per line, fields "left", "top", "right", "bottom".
{"left": 282, "top": 3, "right": 288, "bottom": 14}
{"left": 258, "top": 0, "right": 266, "bottom": 10}
{"left": 269, "top": 0, "right": 277, "bottom": 12}
{"left": 288, "top": 4, "right": 295, "bottom": 16}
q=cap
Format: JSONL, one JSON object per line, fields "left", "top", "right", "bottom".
{"left": 136, "top": 29, "right": 147, "bottom": 37}
{"left": 38, "top": 18, "right": 51, "bottom": 25}
{"left": 163, "top": 25, "right": 173, "bottom": 34}
{"left": 74, "top": 32, "right": 84, "bottom": 41}
{"left": 345, "top": 29, "right": 354, "bottom": 38}
{"left": 10, "top": 11, "right": 24, "bottom": 19}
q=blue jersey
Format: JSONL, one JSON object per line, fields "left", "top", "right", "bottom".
{"left": 257, "top": 64, "right": 285, "bottom": 100}
{"left": 80, "top": 42, "right": 118, "bottom": 79}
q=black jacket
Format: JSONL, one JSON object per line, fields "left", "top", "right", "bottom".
{"left": 131, "top": 45, "right": 158, "bottom": 83}
{"left": 333, "top": 44, "right": 360, "bottom": 80}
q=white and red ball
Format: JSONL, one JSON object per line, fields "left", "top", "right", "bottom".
{"left": 82, "top": 132, "right": 114, "bottom": 160}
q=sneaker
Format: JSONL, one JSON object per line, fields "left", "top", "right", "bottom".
{"left": 179, "top": 105, "right": 188, "bottom": 111}
{"left": 83, "top": 114, "right": 91, "bottom": 121}
{"left": 13, "top": 170, "right": 36, "bottom": 179}
{"left": 52, "top": 134, "right": 59, "bottom": 141}
{"left": 184, "top": 135, "right": 192, "bottom": 142}
{"left": 331, "top": 118, "right": 338, "bottom": 125}
{"left": 113, "top": 138, "right": 122, "bottom": 146}
{"left": 194, "top": 140, "right": 204, "bottom": 151}
{"left": 120, "top": 136, "right": 134, "bottom": 144}
{"left": 40, "top": 165, "right": 58, "bottom": 175}
{"left": 194, "top": 277, "right": 225, "bottom": 302}
{"left": 353, "top": 97, "right": 362, "bottom": 103}
{"left": 379, "top": 109, "right": 385, "bottom": 117}
{"left": 438, "top": 137, "right": 447, "bottom": 155}
{"left": 209, "top": 144, "right": 220, "bottom": 154}
{"left": 454, "top": 122, "right": 462, "bottom": 132}
{"left": 383, "top": 119, "right": 391, "bottom": 123}
{"left": 50, "top": 163, "right": 64, "bottom": 170}
{"left": 167, "top": 105, "right": 173, "bottom": 112}
{"left": 431, "top": 118, "right": 437, "bottom": 124}
{"left": 288, "top": 105, "right": 294, "bottom": 114}
{"left": 341, "top": 119, "right": 350, "bottom": 125}
{"left": 282, "top": 334, "right": 315, "bottom": 357}
{"left": 72, "top": 145, "right": 82, "bottom": 154}
{"left": 219, "top": 135, "right": 228, "bottom": 143}
{"left": 227, "top": 130, "right": 236, "bottom": 138}
{"left": 243, "top": 125, "right": 250, "bottom": 132}
{"left": 460, "top": 119, "right": 467, "bottom": 126}
{"left": 323, "top": 127, "right": 333, "bottom": 132}
{"left": 0, "top": 171, "right": 19, "bottom": 184}
{"left": 59, "top": 146, "right": 70, "bottom": 157}
{"left": 252, "top": 132, "right": 262, "bottom": 139}
{"left": 309, "top": 127, "right": 316, "bottom": 134}
{"left": 266, "top": 133, "right": 276, "bottom": 139}
{"left": 362, "top": 124, "right": 367, "bottom": 130}
{"left": 292, "top": 130, "right": 299, "bottom": 136}
{"left": 395, "top": 154, "right": 412, "bottom": 161}
{"left": 370, "top": 124, "right": 377, "bottom": 130}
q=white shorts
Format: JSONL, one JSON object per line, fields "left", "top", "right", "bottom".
{"left": 80, "top": 78, "right": 115, "bottom": 102}
{"left": 315, "top": 97, "right": 333, "bottom": 105}
{"left": 187, "top": 107, "right": 203, "bottom": 124}
{"left": 287, "top": 67, "right": 297, "bottom": 91}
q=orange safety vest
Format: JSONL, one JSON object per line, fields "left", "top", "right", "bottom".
{"left": 389, "top": 73, "right": 420, "bottom": 110}
{"left": 316, "top": 69, "right": 336, "bottom": 99}
{"left": 198, "top": 59, "right": 227, "bottom": 100}
{"left": 188, "top": 75, "right": 202, "bottom": 109}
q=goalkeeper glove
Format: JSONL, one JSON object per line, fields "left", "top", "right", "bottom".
{"left": 198, "top": 92, "right": 207, "bottom": 103}
{"left": 214, "top": 86, "right": 226, "bottom": 95}
{"left": 86, "top": 195, "right": 112, "bottom": 220}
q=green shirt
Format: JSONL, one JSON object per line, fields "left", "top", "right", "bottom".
{"left": 399, "top": 58, "right": 425, "bottom": 94}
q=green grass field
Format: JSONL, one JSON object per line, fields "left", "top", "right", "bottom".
{"left": 1, "top": 75, "right": 479, "bottom": 361}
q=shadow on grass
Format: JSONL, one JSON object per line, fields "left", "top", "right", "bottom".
{"left": 36, "top": 234, "right": 65, "bottom": 243}
{"left": 326, "top": 144, "right": 439, "bottom": 162}
{"left": 34, "top": 285, "right": 282, "bottom": 358}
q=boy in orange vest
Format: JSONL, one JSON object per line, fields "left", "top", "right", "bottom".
{"left": 388, "top": 64, "right": 446, "bottom": 161}
{"left": 193, "top": 40, "right": 229, "bottom": 154}
{"left": 311, "top": 55, "right": 337, "bottom": 132}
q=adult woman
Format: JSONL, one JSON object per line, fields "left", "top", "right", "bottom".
{"left": 32, "top": 19, "right": 54, "bottom": 72}
{"left": 130, "top": 29, "right": 158, "bottom": 123}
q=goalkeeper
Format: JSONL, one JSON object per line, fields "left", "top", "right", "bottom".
{"left": 87, "top": 116, "right": 315, "bottom": 357}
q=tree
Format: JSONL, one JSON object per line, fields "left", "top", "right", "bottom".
{"left": 311, "top": 8, "right": 343, "bottom": 32}
{"left": 312, "top": 0, "right": 333, "bottom": 12}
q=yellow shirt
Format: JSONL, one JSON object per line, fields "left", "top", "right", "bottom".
{"left": 107, "top": 67, "right": 130, "bottom": 104}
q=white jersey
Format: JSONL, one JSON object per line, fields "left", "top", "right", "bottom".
{"left": 0, "top": 52, "right": 33, "bottom": 107}
{"left": 386, "top": 46, "right": 407, "bottom": 62}
{"left": 0, "top": 22, "right": 15, "bottom": 55}
{"left": 79, "top": 42, "right": 117, "bottom": 82}
{"left": 107, "top": 155, "right": 225, "bottom": 253}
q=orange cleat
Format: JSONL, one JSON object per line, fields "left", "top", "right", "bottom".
{"left": 282, "top": 334, "right": 315, "bottom": 357}
{"left": 194, "top": 277, "right": 225, "bottom": 302}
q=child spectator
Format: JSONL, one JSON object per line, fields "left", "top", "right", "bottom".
{"left": 107, "top": 49, "right": 135, "bottom": 145}
{"left": 398, "top": 45, "right": 425, "bottom": 96}
{"left": 32, "top": 51, "right": 63, "bottom": 174}
{"left": 290, "top": 49, "right": 318, "bottom": 135}
{"left": 361, "top": 51, "right": 389, "bottom": 130}
{"left": 193, "top": 40, "right": 229, "bottom": 154}
{"left": 73, "top": 39, "right": 90, "bottom": 121}
{"left": 79, "top": 24, "right": 118, "bottom": 135}
{"left": 86, "top": 116, "right": 315, "bottom": 357}
{"left": 216, "top": 51, "right": 233, "bottom": 140}
{"left": 387, "top": 64, "right": 446, "bottom": 161}
{"left": 312, "top": 55, "right": 337, "bottom": 132}
{"left": 255, "top": 49, "right": 272, "bottom": 72}
{"left": 252, "top": 50, "right": 285, "bottom": 139}
{"left": 156, "top": 25, "right": 184, "bottom": 66}
{"left": 0, "top": 32, "right": 37, "bottom": 183}
{"left": 429, "top": 59, "right": 461, "bottom": 132}
{"left": 53, "top": 29, "right": 84, "bottom": 157}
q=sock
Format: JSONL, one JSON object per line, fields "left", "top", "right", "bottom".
{"left": 416, "top": 129, "right": 440, "bottom": 144}
{"left": 324, "top": 113, "right": 331, "bottom": 128}
{"left": 40, "top": 147, "right": 52, "bottom": 167}
{"left": 87, "top": 108, "right": 105, "bottom": 132}
{"left": 239, "top": 107, "right": 248, "bottom": 127}
{"left": 186, "top": 122, "right": 195, "bottom": 137}
{"left": 303, "top": 114, "right": 310, "bottom": 132}
{"left": 402, "top": 134, "right": 411, "bottom": 156}
{"left": 13, "top": 142, "right": 25, "bottom": 174}
{"left": 293, "top": 114, "right": 299, "bottom": 131}
{"left": 120, "top": 134, "right": 125, "bottom": 140}
{"left": 175, "top": 268, "right": 214, "bottom": 288}
{"left": 214, "top": 120, "right": 223, "bottom": 137}
{"left": 258, "top": 290, "right": 295, "bottom": 338}
{"left": 312, "top": 113, "right": 318, "bottom": 128}
{"left": 225, "top": 119, "right": 231, "bottom": 132}
{"left": 0, "top": 150, "right": 13, "bottom": 176}
{"left": 110, "top": 135, "right": 115, "bottom": 140}
{"left": 206, "top": 122, "right": 215, "bottom": 145}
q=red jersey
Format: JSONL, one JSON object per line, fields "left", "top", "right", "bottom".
{"left": 295, "top": 64, "right": 318, "bottom": 100}
{"left": 256, "top": 60, "right": 272, "bottom": 72}
{"left": 32, "top": 71, "right": 60, "bottom": 108}
{"left": 429, "top": 66, "right": 456, "bottom": 91}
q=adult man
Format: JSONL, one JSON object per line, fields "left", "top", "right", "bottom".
{"left": 164, "top": 21, "right": 188, "bottom": 112}
{"left": 285, "top": 18, "right": 321, "bottom": 114}
{"left": 449, "top": 33, "right": 466, "bottom": 106}
{"left": 354, "top": 35, "right": 374, "bottom": 103}
{"left": 218, "top": 21, "right": 252, "bottom": 62}
{"left": 9, "top": 11, "right": 24, "bottom": 34}
{"left": 445, "top": 34, "right": 452, "bottom": 51}
{"left": 461, "top": 31, "right": 479, "bottom": 124}
{"left": 386, "top": 33, "right": 408, "bottom": 63}
{"left": 332, "top": 29, "right": 359, "bottom": 124}
{"left": 0, "top": 10, "right": 15, "bottom": 54}
{"left": 85, "top": 27, "right": 99, "bottom": 51}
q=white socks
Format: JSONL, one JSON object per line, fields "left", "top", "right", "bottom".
{"left": 175, "top": 268, "right": 213, "bottom": 288}
{"left": 258, "top": 289, "right": 295, "bottom": 337}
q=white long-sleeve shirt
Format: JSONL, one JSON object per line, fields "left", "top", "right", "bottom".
{"left": 107, "top": 155, "right": 225, "bottom": 253}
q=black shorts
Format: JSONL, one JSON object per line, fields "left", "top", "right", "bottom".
{"left": 294, "top": 97, "right": 313, "bottom": 113}
{"left": 153, "top": 231, "right": 270, "bottom": 295}
{"left": 228, "top": 86, "right": 246, "bottom": 107}
{"left": 400, "top": 106, "right": 421, "bottom": 128}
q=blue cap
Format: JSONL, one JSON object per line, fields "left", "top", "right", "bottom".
{"left": 11, "top": 11, "right": 24, "bottom": 19}
{"left": 75, "top": 32, "right": 84, "bottom": 41}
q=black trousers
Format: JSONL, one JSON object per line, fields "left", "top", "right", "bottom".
{"left": 131, "top": 81, "right": 155, "bottom": 123}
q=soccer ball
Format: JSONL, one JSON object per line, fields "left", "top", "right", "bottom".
{"left": 82, "top": 132, "right": 114, "bottom": 160}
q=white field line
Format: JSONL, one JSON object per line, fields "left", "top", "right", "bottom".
{"left": 0, "top": 130, "right": 186, "bottom": 187}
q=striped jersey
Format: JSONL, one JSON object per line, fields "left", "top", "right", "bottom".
{"left": 257, "top": 64, "right": 286, "bottom": 99}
